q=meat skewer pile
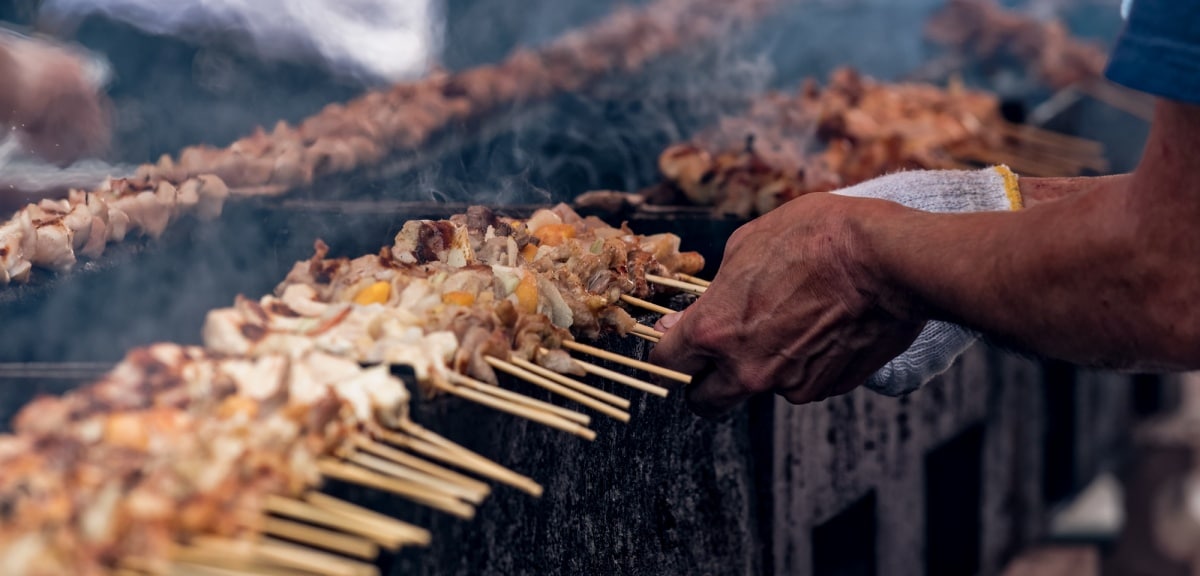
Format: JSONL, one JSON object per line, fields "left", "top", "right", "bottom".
{"left": 578, "top": 67, "right": 1108, "bottom": 218}
{"left": 925, "top": 0, "right": 1154, "bottom": 120}
{"left": 0, "top": 204, "right": 710, "bottom": 574}
{"left": 0, "top": 0, "right": 779, "bottom": 287}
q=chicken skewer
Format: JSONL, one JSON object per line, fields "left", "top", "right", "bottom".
{"left": 0, "top": 0, "right": 779, "bottom": 287}
{"left": 577, "top": 67, "right": 1109, "bottom": 219}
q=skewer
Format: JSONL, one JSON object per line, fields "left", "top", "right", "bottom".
{"left": 620, "top": 294, "right": 675, "bottom": 315}
{"left": 630, "top": 331, "right": 660, "bottom": 344}
{"left": 346, "top": 450, "right": 485, "bottom": 504}
{"left": 255, "top": 537, "right": 379, "bottom": 576}
{"left": 435, "top": 381, "right": 598, "bottom": 440}
{"left": 303, "top": 491, "right": 432, "bottom": 546}
{"left": 317, "top": 459, "right": 477, "bottom": 519}
{"left": 166, "top": 562, "right": 265, "bottom": 576}
{"left": 676, "top": 273, "right": 712, "bottom": 287}
{"left": 353, "top": 436, "right": 492, "bottom": 500}
{"left": 265, "top": 494, "right": 419, "bottom": 549}
{"left": 180, "top": 536, "right": 378, "bottom": 576}
{"left": 399, "top": 421, "right": 546, "bottom": 484}
{"left": 645, "top": 274, "right": 707, "bottom": 295}
{"left": 378, "top": 427, "right": 543, "bottom": 497}
{"left": 995, "top": 120, "right": 1104, "bottom": 154}
{"left": 485, "top": 356, "right": 631, "bottom": 423}
{"left": 631, "top": 324, "right": 665, "bottom": 339}
{"left": 560, "top": 340, "right": 692, "bottom": 384}
{"left": 541, "top": 347, "right": 669, "bottom": 397}
{"left": 1078, "top": 80, "right": 1155, "bottom": 122}
{"left": 509, "top": 357, "right": 631, "bottom": 409}
{"left": 445, "top": 371, "right": 593, "bottom": 425}
{"left": 260, "top": 516, "right": 379, "bottom": 560}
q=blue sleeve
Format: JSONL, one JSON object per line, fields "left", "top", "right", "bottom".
{"left": 1105, "top": 0, "right": 1200, "bottom": 105}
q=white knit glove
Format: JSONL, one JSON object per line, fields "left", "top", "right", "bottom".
{"left": 832, "top": 166, "right": 1022, "bottom": 395}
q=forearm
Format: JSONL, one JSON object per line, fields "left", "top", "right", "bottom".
{"left": 861, "top": 103, "right": 1200, "bottom": 370}
{"left": 1020, "top": 174, "right": 1130, "bottom": 207}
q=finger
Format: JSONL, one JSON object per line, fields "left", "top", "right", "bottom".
{"left": 654, "top": 311, "right": 682, "bottom": 333}
{"left": 648, "top": 306, "right": 713, "bottom": 382}
{"left": 684, "top": 363, "right": 750, "bottom": 420}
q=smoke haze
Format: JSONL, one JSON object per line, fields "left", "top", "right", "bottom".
{"left": 40, "top": 0, "right": 441, "bottom": 83}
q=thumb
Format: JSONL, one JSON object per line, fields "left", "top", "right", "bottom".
{"left": 655, "top": 311, "right": 683, "bottom": 332}
{"left": 649, "top": 306, "right": 713, "bottom": 382}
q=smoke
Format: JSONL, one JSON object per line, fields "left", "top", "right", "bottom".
{"left": 38, "top": 0, "right": 442, "bottom": 84}
{"left": 0, "top": 135, "right": 134, "bottom": 195}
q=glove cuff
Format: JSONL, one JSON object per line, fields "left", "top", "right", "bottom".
{"left": 834, "top": 165, "right": 1023, "bottom": 214}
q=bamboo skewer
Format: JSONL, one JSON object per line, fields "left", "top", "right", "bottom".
{"left": 256, "top": 537, "right": 379, "bottom": 576}
{"left": 445, "top": 371, "right": 592, "bottom": 425}
{"left": 509, "top": 357, "right": 631, "bottom": 409}
{"left": 395, "top": 422, "right": 548, "bottom": 493}
{"left": 303, "top": 492, "right": 432, "bottom": 546}
{"left": 631, "top": 324, "right": 665, "bottom": 339}
{"left": 620, "top": 294, "right": 675, "bottom": 315}
{"left": 541, "top": 347, "right": 669, "bottom": 397}
{"left": 630, "top": 331, "right": 660, "bottom": 344}
{"left": 486, "top": 356, "right": 631, "bottom": 423}
{"left": 353, "top": 437, "right": 492, "bottom": 500}
{"left": 265, "top": 494, "right": 420, "bottom": 549}
{"left": 1078, "top": 80, "right": 1155, "bottom": 122}
{"left": 260, "top": 516, "right": 379, "bottom": 560}
{"left": 179, "top": 536, "right": 378, "bottom": 576}
{"left": 645, "top": 274, "right": 707, "bottom": 295}
{"left": 560, "top": 340, "right": 692, "bottom": 384}
{"left": 994, "top": 121, "right": 1105, "bottom": 154}
{"left": 317, "top": 459, "right": 477, "bottom": 519}
{"left": 676, "top": 273, "right": 712, "bottom": 287}
{"left": 167, "top": 562, "right": 264, "bottom": 576}
{"left": 379, "top": 427, "right": 543, "bottom": 497}
{"left": 435, "top": 380, "right": 598, "bottom": 439}
{"left": 346, "top": 450, "right": 485, "bottom": 504}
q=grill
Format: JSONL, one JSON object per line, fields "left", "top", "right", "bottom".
{"left": 0, "top": 1, "right": 1171, "bottom": 575}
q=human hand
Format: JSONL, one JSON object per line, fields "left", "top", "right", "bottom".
{"left": 0, "top": 33, "right": 111, "bottom": 165}
{"left": 650, "top": 193, "right": 925, "bottom": 417}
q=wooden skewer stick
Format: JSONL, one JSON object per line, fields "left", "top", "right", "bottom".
{"left": 646, "top": 274, "right": 707, "bottom": 295}
{"left": 560, "top": 340, "right": 692, "bottom": 384}
{"left": 266, "top": 494, "right": 411, "bottom": 550}
{"left": 167, "top": 562, "right": 263, "bottom": 576}
{"left": 436, "top": 380, "right": 598, "bottom": 440}
{"left": 445, "top": 371, "right": 592, "bottom": 426}
{"left": 630, "top": 331, "right": 660, "bottom": 344}
{"left": 486, "top": 356, "right": 631, "bottom": 423}
{"left": 317, "top": 459, "right": 477, "bottom": 519}
{"left": 509, "top": 357, "right": 631, "bottom": 409}
{"left": 260, "top": 516, "right": 379, "bottom": 560}
{"left": 620, "top": 294, "right": 674, "bottom": 315}
{"left": 631, "top": 324, "right": 665, "bottom": 339}
{"left": 541, "top": 347, "right": 669, "bottom": 397}
{"left": 996, "top": 121, "right": 1105, "bottom": 154}
{"left": 256, "top": 537, "right": 379, "bottom": 576}
{"left": 179, "top": 537, "right": 377, "bottom": 576}
{"left": 347, "top": 449, "right": 485, "bottom": 504}
{"left": 1078, "top": 80, "right": 1155, "bottom": 122}
{"left": 378, "top": 427, "right": 543, "bottom": 497}
{"left": 354, "top": 436, "right": 492, "bottom": 500}
{"left": 676, "top": 273, "right": 712, "bottom": 287}
{"left": 303, "top": 491, "right": 432, "bottom": 546}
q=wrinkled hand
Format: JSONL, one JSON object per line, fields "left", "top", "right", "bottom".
{"left": 0, "top": 35, "right": 111, "bottom": 165}
{"left": 650, "top": 193, "right": 924, "bottom": 418}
